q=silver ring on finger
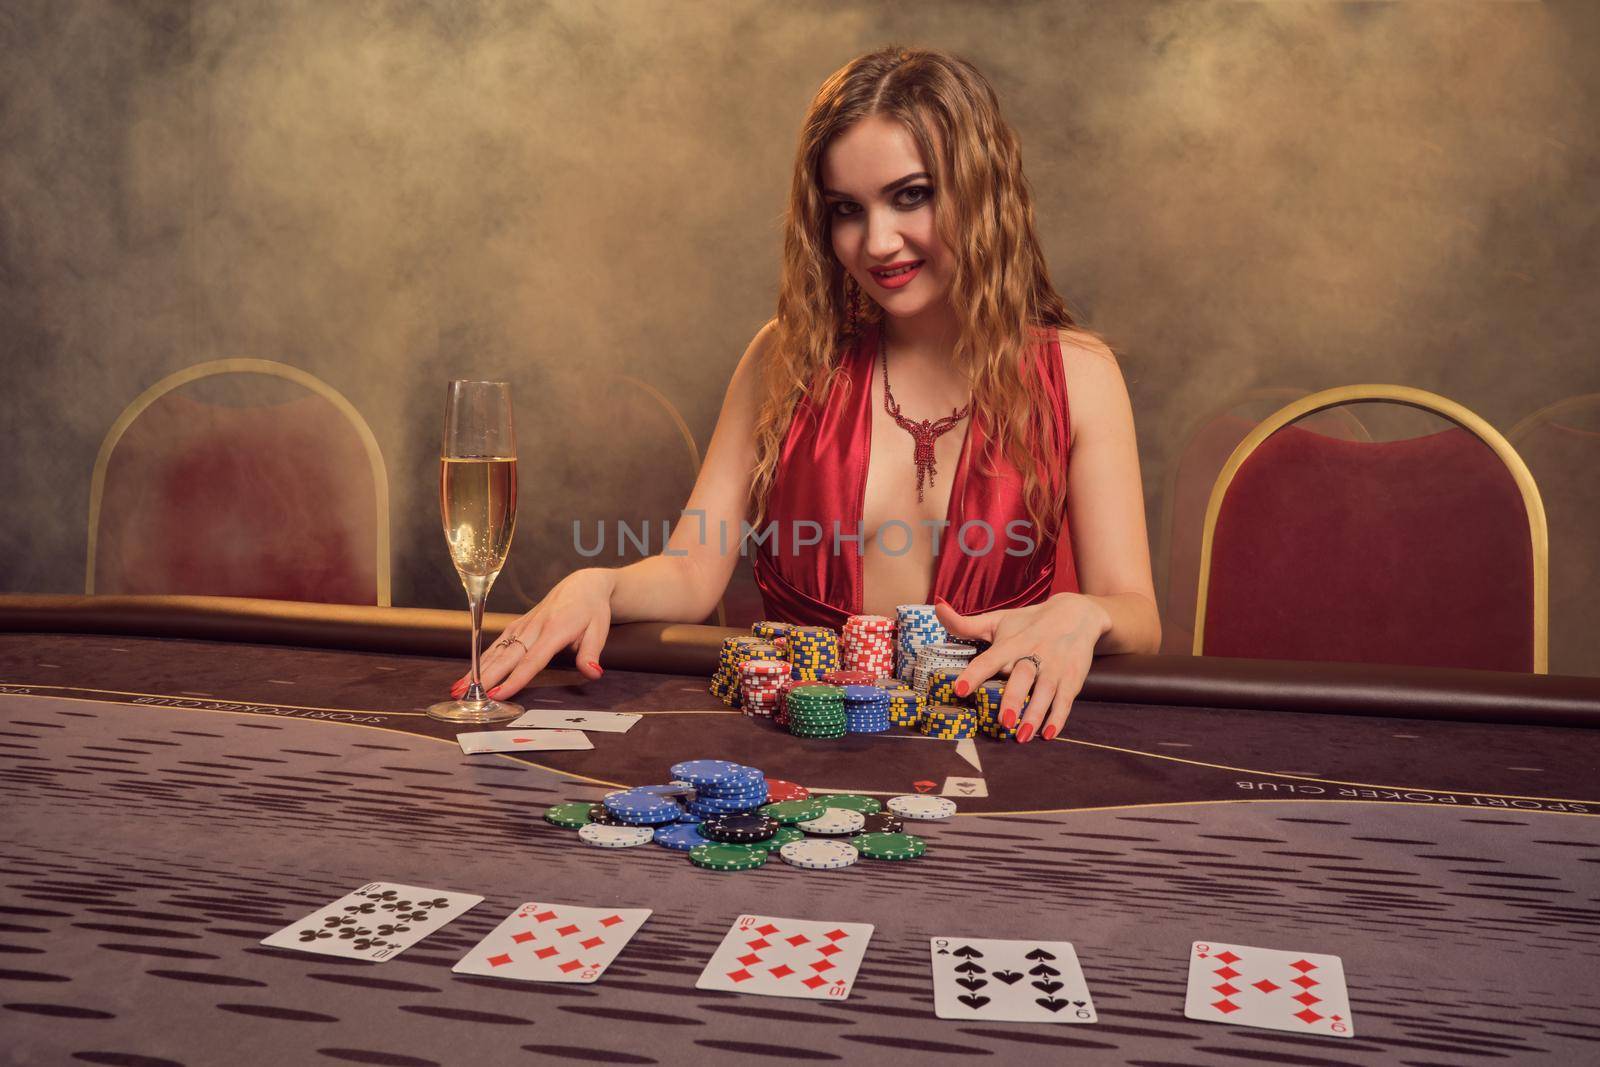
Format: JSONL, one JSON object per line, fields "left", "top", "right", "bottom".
{"left": 503, "top": 635, "right": 529, "bottom": 653}
{"left": 1012, "top": 653, "right": 1042, "bottom": 674}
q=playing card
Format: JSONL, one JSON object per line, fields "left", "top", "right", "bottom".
{"left": 456, "top": 729, "right": 594, "bottom": 754}
{"left": 260, "top": 882, "right": 482, "bottom": 962}
{"left": 1184, "top": 940, "right": 1355, "bottom": 1037}
{"left": 508, "top": 708, "right": 641, "bottom": 733}
{"left": 696, "top": 914, "right": 873, "bottom": 1000}
{"left": 452, "top": 901, "right": 650, "bottom": 983}
{"left": 929, "top": 937, "right": 1097, "bottom": 1023}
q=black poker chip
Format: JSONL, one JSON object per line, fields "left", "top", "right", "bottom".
{"left": 700, "top": 812, "right": 779, "bottom": 844}
{"left": 856, "top": 812, "right": 905, "bottom": 835}
{"left": 587, "top": 803, "right": 624, "bottom": 826}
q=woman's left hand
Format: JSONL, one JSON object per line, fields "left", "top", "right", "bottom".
{"left": 934, "top": 593, "right": 1111, "bottom": 743}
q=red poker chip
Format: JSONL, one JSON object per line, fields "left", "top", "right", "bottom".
{"left": 765, "top": 778, "right": 810, "bottom": 802}
{"left": 823, "top": 670, "right": 875, "bottom": 686}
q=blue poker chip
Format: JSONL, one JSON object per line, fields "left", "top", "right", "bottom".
{"left": 603, "top": 788, "right": 682, "bottom": 824}
{"left": 669, "top": 759, "right": 750, "bottom": 787}
{"left": 687, "top": 796, "right": 765, "bottom": 816}
{"left": 654, "top": 823, "right": 712, "bottom": 850}
{"left": 676, "top": 809, "right": 703, "bottom": 823}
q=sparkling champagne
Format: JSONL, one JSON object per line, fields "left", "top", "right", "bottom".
{"left": 440, "top": 456, "right": 518, "bottom": 599}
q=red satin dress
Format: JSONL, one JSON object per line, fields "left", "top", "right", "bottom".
{"left": 752, "top": 321, "right": 1079, "bottom": 627}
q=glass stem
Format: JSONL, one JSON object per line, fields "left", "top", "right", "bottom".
{"left": 463, "top": 592, "right": 488, "bottom": 702}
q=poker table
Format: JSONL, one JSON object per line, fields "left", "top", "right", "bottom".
{"left": 3, "top": 594, "right": 1599, "bottom": 1066}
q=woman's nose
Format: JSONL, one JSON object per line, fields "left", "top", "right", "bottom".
{"left": 863, "top": 207, "right": 905, "bottom": 261}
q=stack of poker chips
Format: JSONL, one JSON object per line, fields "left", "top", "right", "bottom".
{"left": 711, "top": 636, "right": 781, "bottom": 707}
{"left": 752, "top": 620, "right": 792, "bottom": 654}
{"left": 600, "top": 783, "right": 697, "bottom": 826}
{"left": 773, "top": 675, "right": 800, "bottom": 729}
{"left": 926, "top": 668, "right": 968, "bottom": 708}
{"left": 785, "top": 683, "right": 847, "bottom": 739}
{"left": 823, "top": 669, "right": 875, "bottom": 687}
{"left": 678, "top": 759, "right": 770, "bottom": 821}
{"left": 787, "top": 626, "right": 840, "bottom": 681}
{"left": 974, "top": 679, "right": 1022, "bottom": 741}
{"left": 840, "top": 614, "right": 896, "bottom": 675}
{"left": 738, "top": 658, "right": 788, "bottom": 719}
{"left": 895, "top": 604, "right": 948, "bottom": 680}
{"left": 842, "top": 684, "right": 892, "bottom": 733}
{"left": 882, "top": 684, "right": 925, "bottom": 728}
{"left": 919, "top": 703, "right": 978, "bottom": 739}
{"left": 913, "top": 641, "right": 977, "bottom": 693}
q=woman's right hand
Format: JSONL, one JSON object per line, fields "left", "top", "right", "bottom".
{"left": 450, "top": 568, "right": 616, "bottom": 699}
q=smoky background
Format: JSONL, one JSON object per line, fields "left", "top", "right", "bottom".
{"left": 2, "top": 1, "right": 1596, "bottom": 670}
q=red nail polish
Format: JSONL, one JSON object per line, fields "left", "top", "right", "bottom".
{"left": 589, "top": 661, "right": 603, "bottom": 676}
{"left": 1017, "top": 722, "right": 1034, "bottom": 743}
{"left": 486, "top": 686, "right": 503, "bottom": 699}
{"left": 954, "top": 679, "right": 969, "bottom": 697}
{"left": 451, "top": 682, "right": 466, "bottom": 698}
{"left": 1000, "top": 708, "right": 1017, "bottom": 729}
{"left": 933, "top": 595, "right": 948, "bottom": 606}
{"left": 1043, "top": 724, "right": 1058, "bottom": 740}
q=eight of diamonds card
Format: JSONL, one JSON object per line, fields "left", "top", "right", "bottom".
{"left": 696, "top": 914, "right": 873, "bottom": 1000}
{"left": 1184, "top": 940, "right": 1355, "bottom": 1038}
{"left": 261, "top": 882, "right": 482, "bottom": 962}
{"left": 453, "top": 902, "right": 651, "bottom": 983}
{"left": 930, "top": 937, "right": 1097, "bottom": 1023}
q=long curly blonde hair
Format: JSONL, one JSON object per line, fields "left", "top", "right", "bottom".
{"left": 751, "top": 46, "right": 1088, "bottom": 541}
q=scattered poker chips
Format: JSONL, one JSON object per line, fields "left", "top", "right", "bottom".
{"left": 779, "top": 839, "right": 860, "bottom": 870}
{"left": 544, "top": 802, "right": 592, "bottom": 828}
{"left": 919, "top": 704, "right": 977, "bottom": 740}
{"left": 854, "top": 831, "right": 927, "bottom": 860}
{"left": 762, "top": 798, "right": 828, "bottom": 824}
{"left": 764, "top": 779, "right": 810, "bottom": 803}
{"left": 752, "top": 825, "right": 807, "bottom": 852}
{"left": 689, "top": 842, "right": 768, "bottom": 871}
{"left": 798, "top": 808, "right": 867, "bottom": 835}
{"left": 841, "top": 614, "right": 896, "bottom": 676}
{"left": 653, "top": 823, "right": 712, "bottom": 851}
{"left": 787, "top": 626, "right": 841, "bottom": 681}
{"left": 587, "top": 803, "right": 624, "bottom": 826}
{"left": 818, "top": 794, "right": 882, "bottom": 815}
{"left": 578, "top": 823, "right": 656, "bottom": 848}
{"left": 887, "top": 795, "right": 958, "bottom": 820}
{"left": 896, "top": 604, "right": 948, "bottom": 681}
{"left": 700, "top": 812, "right": 779, "bottom": 844}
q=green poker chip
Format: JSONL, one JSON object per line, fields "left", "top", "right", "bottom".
{"left": 688, "top": 843, "right": 768, "bottom": 871}
{"left": 854, "top": 831, "right": 926, "bottom": 860}
{"left": 819, "top": 794, "right": 882, "bottom": 815}
{"left": 761, "top": 799, "right": 828, "bottom": 824}
{"left": 753, "top": 826, "right": 806, "bottom": 852}
{"left": 544, "top": 802, "right": 593, "bottom": 828}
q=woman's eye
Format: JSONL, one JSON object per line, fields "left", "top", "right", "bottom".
{"left": 898, "top": 185, "right": 932, "bottom": 207}
{"left": 831, "top": 202, "right": 860, "bottom": 218}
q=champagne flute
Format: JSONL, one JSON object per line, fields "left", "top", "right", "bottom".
{"left": 428, "top": 380, "right": 523, "bottom": 723}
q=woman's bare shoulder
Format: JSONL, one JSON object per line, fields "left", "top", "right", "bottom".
{"left": 1054, "top": 326, "right": 1131, "bottom": 445}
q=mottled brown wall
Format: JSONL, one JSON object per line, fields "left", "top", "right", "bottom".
{"left": 3, "top": 2, "right": 1597, "bottom": 666}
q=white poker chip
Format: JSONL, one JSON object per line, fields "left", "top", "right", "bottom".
{"left": 887, "top": 795, "right": 957, "bottom": 820}
{"left": 577, "top": 823, "right": 655, "bottom": 848}
{"left": 797, "top": 808, "right": 866, "bottom": 835}
{"left": 779, "top": 839, "right": 860, "bottom": 870}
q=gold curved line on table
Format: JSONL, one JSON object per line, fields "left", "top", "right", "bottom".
{"left": 1, "top": 681, "right": 430, "bottom": 717}
{"left": 959, "top": 797, "right": 1598, "bottom": 820}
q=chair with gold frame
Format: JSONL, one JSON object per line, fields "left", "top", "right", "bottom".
{"left": 1194, "top": 386, "right": 1548, "bottom": 673}
{"left": 1509, "top": 393, "right": 1600, "bottom": 677}
{"left": 88, "top": 359, "right": 391, "bottom": 605}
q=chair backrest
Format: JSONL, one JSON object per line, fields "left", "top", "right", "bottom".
{"left": 1158, "top": 388, "right": 1368, "bottom": 654}
{"left": 88, "top": 359, "right": 390, "bottom": 605}
{"left": 1509, "top": 394, "right": 1600, "bottom": 677}
{"left": 1195, "top": 386, "right": 1548, "bottom": 673}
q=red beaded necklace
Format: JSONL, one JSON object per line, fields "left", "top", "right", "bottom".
{"left": 879, "top": 329, "right": 970, "bottom": 503}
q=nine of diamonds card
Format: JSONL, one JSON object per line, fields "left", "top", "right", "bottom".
{"left": 260, "top": 881, "right": 482, "bottom": 962}
{"left": 929, "top": 937, "right": 1098, "bottom": 1023}
{"left": 1184, "top": 940, "right": 1355, "bottom": 1037}
{"left": 453, "top": 902, "right": 651, "bottom": 983}
{"left": 696, "top": 914, "right": 873, "bottom": 1000}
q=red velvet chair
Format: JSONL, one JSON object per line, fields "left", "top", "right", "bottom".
{"left": 89, "top": 359, "right": 390, "bottom": 605}
{"left": 1510, "top": 395, "right": 1600, "bottom": 677}
{"left": 1195, "top": 386, "right": 1548, "bottom": 673}
{"left": 1158, "top": 389, "right": 1368, "bottom": 655}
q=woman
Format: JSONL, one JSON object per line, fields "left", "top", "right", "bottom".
{"left": 455, "top": 47, "right": 1160, "bottom": 742}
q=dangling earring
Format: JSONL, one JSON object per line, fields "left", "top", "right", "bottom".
{"left": 842, "top": 275, "right": 861, "bottom": 336}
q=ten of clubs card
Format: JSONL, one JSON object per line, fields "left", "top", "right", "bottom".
{"left": 697, "top": 914, "right": 873, "bottom": 1000}
{"left": 452, "top": 902, "right": 651, "bottom": 983}
{"left": 1185, "top": 940, "right": 1355, "bottom": 1037}
{"left": 930, "top": 938, "right": 1097, "bottom": 1023}
{"left": 260, "top": 881, "right": 482, "bottom": 962}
